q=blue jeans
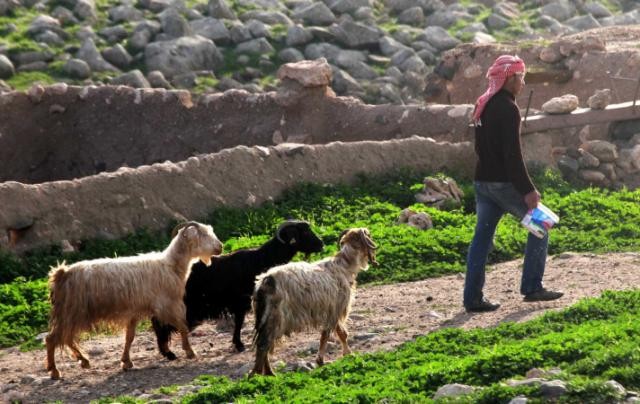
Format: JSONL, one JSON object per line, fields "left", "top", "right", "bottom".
{"left": 463, "top": 182, "right": 549, "bottom": 307}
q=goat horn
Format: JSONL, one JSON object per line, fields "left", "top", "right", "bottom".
{"left": 359, "top": 229, "right": 379, "bottom": 266}
{"left": 359, "top": 229, "right": 377, "bottom": 250}
{"left": 276, "top": 220, "right": 309, "bottom": 244}
{"left": 171, "top": 221, "right": 200, "bottom": 238}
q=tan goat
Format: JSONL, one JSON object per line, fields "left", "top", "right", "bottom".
{"left": 45, "top": 221, "right": 223, "bottom": 379}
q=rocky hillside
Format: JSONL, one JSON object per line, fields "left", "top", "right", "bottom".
{"left": 0, "top": 0, "right": 638, "bottom": 104}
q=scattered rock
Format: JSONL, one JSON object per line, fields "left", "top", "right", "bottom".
{"left": 277, "top": 58, "right": 332, "bottom": 87}
{"left": 433, "top": 383, "right": 475, "bottom": 399}
{"left": 0, "top": 54, "right": 15, "bottom": 79}
{"left": 587, "top": 89, "right": 611, "bottom": 110}
{"left": 579, "top": 169, "right": 606, "bottom": 184}
{"left": 415, "top": 176, "right": 464, "bottom": 209}
{"left": 541, "top": 94, "right": 579, "bottom": 114}
{"left": 63, "top": 58, "right": 91, "bottom": 79}
{"left": 540, "top": 380, "right": 568, "bottom": 398}
{"left": 582, "top": 140, "right": 618, "bottom": 163}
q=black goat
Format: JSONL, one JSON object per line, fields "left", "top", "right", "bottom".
{"left": 151, "top": 220, "right": 324, "bottom": 358}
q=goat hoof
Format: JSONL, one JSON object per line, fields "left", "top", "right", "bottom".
{"left": 121, "top": 360, "right": 134, "bottom": 370}
{"left": 164, "top": 351, "right": 177, "bottom": 361}
{"left": 185, "top": 351, "right": 197, "bottom": 359}
{"left": 234, "top": 344, "right": 245, "bottom": 353}
{"left": 49, "top": 369, "right": 61, "bottom": 380}
{"left": 79, "top": 359, "right": 91, "bottom": 369}
{"left": 316, "top": 358, "right": 324, "bottom": 366}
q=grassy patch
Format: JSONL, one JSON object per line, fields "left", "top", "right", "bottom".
{"left": 192, "top": 75, "right": 219, "bottom": 94}
{"left": 6, "top": 71, "right": 57, "bottom": 89}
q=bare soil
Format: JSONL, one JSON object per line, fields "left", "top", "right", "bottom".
{"left": 2, "top": 252, "right": 639, "bottom": 403}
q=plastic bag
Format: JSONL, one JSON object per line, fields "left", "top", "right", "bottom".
{"left": 520, "top": 202, "right": 559, "bottom": 239}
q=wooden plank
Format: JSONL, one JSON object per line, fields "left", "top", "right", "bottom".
{"left": 521, "top": 101, "right": 640, "bottom": 134}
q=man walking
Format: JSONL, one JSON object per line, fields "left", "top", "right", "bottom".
{"left": 464, "top": 55, "right": 563, "bottom": 312}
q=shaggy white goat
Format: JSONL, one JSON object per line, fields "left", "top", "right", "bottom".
{"left": 45, "top": 221, "right": 223, "bottom": 380}
{"left": 251, "top": 228, "right": 377, "bottom": 376}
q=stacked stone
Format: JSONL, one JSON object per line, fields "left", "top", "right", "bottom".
{"left": 556, "top": 139, "right": 640, "bottom": 188}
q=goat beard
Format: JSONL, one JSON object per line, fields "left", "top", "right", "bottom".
{"left": 200, "top": 255, "right": 212, "bottom": 266}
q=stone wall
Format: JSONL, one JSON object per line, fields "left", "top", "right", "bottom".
{"left": 0, "top": 137, "right": 474, "bottom": 252}
{"left": 0, "top": 80, "right": 473, "bottom": 184}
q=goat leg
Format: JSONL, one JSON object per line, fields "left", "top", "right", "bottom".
{"left": 335, "top": 324, "right": 352, "bottom": 356}
{"left": 180, "top": 329, "right": 196, "bottom": 359}
{"left": 121, "top": 319, "right": 137, "bottom": 370}
{"left": 151, "top": 317, "right": 177, "bottom": 361}
{"left": 251, "top": 347, "right": 269, "bottom": 376}
{"left": 316, "top": 330, "right": 331, "bottom": 366}
{"left": 232, "top": 310, "right": 246, "bottom": 352}
{"left": 45, "top": 332, "right": 61, "bottom": 380}
{"left": 262, "top": 354, "right": 275, "bottom": 376}
{"left": 69, "top": 341, "right": 91, "bottom": 369}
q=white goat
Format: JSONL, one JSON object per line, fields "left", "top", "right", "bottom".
{"left": 45, "top": 221, "right": 223, "bottom": 380}
{"left": 251, "top": 228, "right": 377, "bottom": 376}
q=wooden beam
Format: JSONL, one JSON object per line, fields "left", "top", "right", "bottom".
{"left": 521, "top": 101, "right": 640, "bottom": 134}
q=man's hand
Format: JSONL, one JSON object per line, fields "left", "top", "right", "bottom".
{"left": 524, "top": 190, "right": 541, "bottom": 210}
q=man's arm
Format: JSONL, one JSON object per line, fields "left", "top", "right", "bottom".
{"left": 500, "top": 101, "right": 536, "bottom": 197}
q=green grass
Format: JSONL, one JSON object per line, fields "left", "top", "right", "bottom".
{"left": 6, "top": 71, "right": 57, "bottom": 89}
{"left": 192, "top": 75, "right": 219, "bottom": 94}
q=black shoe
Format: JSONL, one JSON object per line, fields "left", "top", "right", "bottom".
{"left": 524, "top": 288, "right": 564, "bottom": 302}
{"left": 465, "top": 299, "right": 501, "bottom": 312}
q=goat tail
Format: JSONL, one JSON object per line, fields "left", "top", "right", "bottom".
{"left": 46, "top": 262, "right": 74, "bottom": 347}
{"left": 48, "top": 261, "right": 69, "bottom": 306}
{"left": 253, "top": 275, "right": 277, "bottom": 352}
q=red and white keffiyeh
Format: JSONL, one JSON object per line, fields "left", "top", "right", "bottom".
{"left": 472, "top": 55, "right": 526, "bottom": 125}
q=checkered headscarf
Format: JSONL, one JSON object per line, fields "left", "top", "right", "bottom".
{"left": 472, "top": 55, "right": 526, "bottom": 125}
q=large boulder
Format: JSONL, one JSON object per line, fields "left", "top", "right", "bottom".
{"left": 331, "top": 19, "right": 382, "bottom": 49}
{"left": 541, "top": 94, "right": 579, "bottom": 114}
{"left": 286, "top": 24, "right": 314, "bottom": 47}
{"left": 74, "top": 0, "right": 97, "bottom": 21}
{"left": 236, "top": 38, "right": 275, "bottom": 54}
{"left": 208, "top": 0, "right": 236, "bottom": 20}
{"left": 0, "top": 0, "right": 20, "bottom": 16}
{"left": 540, "top": 0, "right": 576, "bottom": 21}
{"left": 111, "top": 70, "right": 151, "bottom": 88}
{"left": 418, "top": 26, "right": 460, "bottom": 52}
{"left": 293, "top": 2, "right": 336, "bottom": 26}
{"left": 0, "top": 54, "right": 15, "bottom": 79}
{"left": 101, "top": 44, "right": 133, "bottom": 70}
{"left": 587, "top": 88, "right": 611, "bottom": 110}
{"left": 159, "top": 7, "right": 192, "bottom": 38}
{"left": 330, "top": 0, "right": 372, "bottom": 14}
{"left": 387, "top": 0, "right": 444, "bottom": 15}
{"left": 76, "top": 37, "right": 119, "bottom": 72}
{"left": 190, "top": 17, "right": 231, "bottom": 44}
{"left": 581, "top": 139, "right": 618, "bottom": 163}
{"left": 63, "top": 58, "right": 91, "bottom": 79}
{"left": 145, "top": 35, "right": 223, "bottom": 78}
{"left": 277, "top": 58, "right": 332, "bottom": 88}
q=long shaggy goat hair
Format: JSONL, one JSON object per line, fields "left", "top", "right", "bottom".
{"left": 251, "top": 227, "right": 377, "bottom": 376}
{"left": 45, "top": 221, "right": 223, "bottom": 380}
{"left": 151, "top": 220, "right": 324, "bottom": 359}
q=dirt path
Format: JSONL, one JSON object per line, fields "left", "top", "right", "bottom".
{"left": 2, "top": 252, "right": 639, "bottom": 403}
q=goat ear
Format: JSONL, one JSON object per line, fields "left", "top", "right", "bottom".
{"left": 337, "top": 229, "right": 349, "bottom": 249}
{"left": 182, "top": 225, "right": 198, "bottom": 239}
